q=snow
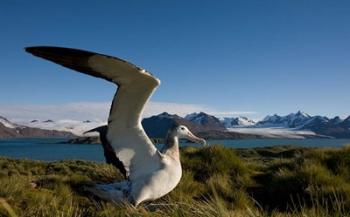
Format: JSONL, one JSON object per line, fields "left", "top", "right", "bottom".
{"left": 227, "top": 127, "right": 317, "bottom": 139}
{"left": 1, "top": 110, "right": 347, "bottom": 138}
{"left": 331, "top": 116, "right": 343, "bottom": 124}
{"left": 0, "top": 115, "right": 105, "bottom": 136}
{"left": 185, "top": 112, "right": 205, "bottom": 124}
{"left": 301, "top": 116, "right": 329, "bottom": 128}
{"left": 157, "top": 112, "right": 173, "bottom": 118}
{"left": 185, "top": 112, "right": 216, "bottom": 125}
{"left": 262, "top": 114, "right": 280, "bottom": 122}
{"left": 184, "top": 113, "right": 198, "bottom": 120}
{"left": 221, "top": 117, "right": 255, "bottom": 128}
{"left": 0, "top": 116, "right": 17, "bottom": 129}
{"left": 18, "top": 119, "right": 106, "bottom": 136}
{"left": 257, "top": 111, "right": 312, "bottom": 128}
{"left": 226, "top": 112, "right": 321, "bottom": 138}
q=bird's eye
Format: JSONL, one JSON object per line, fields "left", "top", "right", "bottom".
{"left": 180, "top": 127, "right": 185, "bottom": 130}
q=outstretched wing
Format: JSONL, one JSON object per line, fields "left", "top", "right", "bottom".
{"left": 84, "top": 125, "right": 127, "bottom": 178}
{"left": 26, "top": 46, "right": 161, "bottom": 181}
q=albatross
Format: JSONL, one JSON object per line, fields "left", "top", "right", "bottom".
{"left": 25, "top": 46, "right": 206, "bottom": 206}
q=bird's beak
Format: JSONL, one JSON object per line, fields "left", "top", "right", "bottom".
{"left": 186, "top": 131, "right": 206, "bottom": 146}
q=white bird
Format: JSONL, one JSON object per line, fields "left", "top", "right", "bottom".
{"left": 25, "top": 46, "right": 206, "bottom": 206}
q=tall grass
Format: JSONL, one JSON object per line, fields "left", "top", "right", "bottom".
{"left": 1, "top": 145, "right": 350, "bottom": 216}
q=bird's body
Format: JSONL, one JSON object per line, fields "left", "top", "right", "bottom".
{"left": 131, "top": 152, "right": 182, "bottom": 204}
{"left": 91, "top": 150, "right": 182, "bottom": 205}
{"left": 89, "top": 125, "right": 184, "bottom": 205}
{"left": 26, "top": 46, "right": 206, "bottom": 206}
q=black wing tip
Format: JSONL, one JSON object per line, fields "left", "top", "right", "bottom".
{"left": 25, "top": 46, "right": 55, "bottom": 53}
{"left": 24, "top": 46, "right": 98, "bottom": 65}
{"left": 25, "top": 46, "right": 39, "bottom": 55}
{"left": 25, "top": 46, "right": 95, "bottom": 56}
{"left": 25, "top": 46, "right": 62, "bottom": 58}
{"left": 24, "top": 46, "right": 137, "bottom": 71}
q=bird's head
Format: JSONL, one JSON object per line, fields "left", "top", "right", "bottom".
{"left": 171, "top": 124, "right": 206, "bottom": 146}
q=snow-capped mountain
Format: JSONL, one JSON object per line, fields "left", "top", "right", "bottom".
{"left": 19, "top": 119, "right": 106, "bottom": 136}
{"left": 224, "top": 111, "right": 350, "bottom": 138}
{"left": 301, "top": 116, "right": 329, "bottom": 129}
{"left": 142, "top": 112, "right": 254, "bottom": 139}
{"left": 142, "top": 112, "right": 186, "bottom": 138}
{"left": 299, "top": 115, "right": 350, "bottom": 138}
{"left": 225, "top": 111, "right": 319, "bottom": 139}
{"left": 144, "top": 112, "right": 228, "bottom": 138}
{"left": 256, "top": 111, "right": 312, "bottom": 128}
{"left": 0, "top": 116, "right": 73, "bottom": 138}
{"left": 0, "top": 116, "right": 17, "bottom": 129}
{"left": 221, "top": 117, "right": 256, "bottom": 128}
{"left": 285, "top": 111, "right": 312, "bottom": 128}
{"left": 330, "top": 116, "right": 343, "bottom": 125}
{"left": 341, "top": 116, "right": 350, "bottom": 128}
{"left": 185, "top": 112, "right": 226, "bottom": 130}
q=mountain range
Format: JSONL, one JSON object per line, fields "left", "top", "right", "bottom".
{"left": 142, "top": 112, "right": 259, "bottom": 139}
{"left": 254, "top": 111, "right": 350, "bottom": 138}
{"left": 257, "top": 111, "right": 312, "bottom": 128}
{"left": 0, "top": 116, "right": 73, "bottom": 139}
{"left": 1, "top": 111, "right": 350, "bottom": 139}
{"left": 221, "top": 116, "right": 256, "bottom": 128}
{"left": 143, "top": 111, "right": 350, "bottom": 139}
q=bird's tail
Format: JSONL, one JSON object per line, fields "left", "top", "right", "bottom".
{"left": 85, "top": 183, "right": 127, "bottom": 203}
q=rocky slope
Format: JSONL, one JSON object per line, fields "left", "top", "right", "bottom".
{"left": 256, "top": 111, "right": 312, "bottom": 128}
{"left": 221, "top": 116, "right": 256, "bottom": 128}
{"left": 300, "top": 116, "right": 350, "bottom": 138}
{"left": 142, "top": 112, "right": 260, "bottom": 139}
{"left": 185, "top": 112, "right": 226, "bottom": 131}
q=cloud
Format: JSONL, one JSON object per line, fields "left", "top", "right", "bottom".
{"left": 0, "top": 101, "right": 257, "bottom": 121}
{"left": 0, "top": 102, "right": 111, "bottom": 122}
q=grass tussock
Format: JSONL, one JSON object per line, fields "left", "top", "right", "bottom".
{"left": 1, "top": 145, "right": 350, "bottom": 216}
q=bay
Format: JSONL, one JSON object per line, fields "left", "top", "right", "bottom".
{"left": 0, "top": 138, "right": 350, "bottom": 162}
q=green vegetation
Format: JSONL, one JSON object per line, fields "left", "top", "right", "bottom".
{"left": 1, "top": 145, "right": 350, "bottom": 216}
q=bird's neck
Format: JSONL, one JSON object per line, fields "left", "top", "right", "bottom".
{"left": 162, "top": 134, "right": 180, "bottom": 159}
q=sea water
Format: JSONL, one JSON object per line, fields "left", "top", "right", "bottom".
{"left": 0, "top": 138, "right": 350, "bottom": 162}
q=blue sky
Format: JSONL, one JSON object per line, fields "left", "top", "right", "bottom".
{"left": 0, "top": 0, "right": 349, "bottom": 120}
